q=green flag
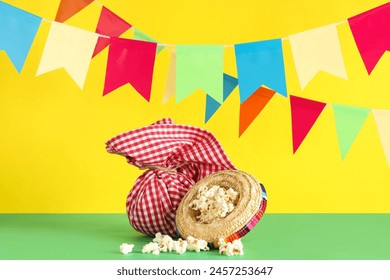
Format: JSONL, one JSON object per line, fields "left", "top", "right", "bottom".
{"left": 134, "top": 28, "right": 164, "bottom": 54}
{"left": 333, "top": 104, "right": 370, "bottom": 159}
{"left": 176, "top": 44, "right": 224, "bottom": 103}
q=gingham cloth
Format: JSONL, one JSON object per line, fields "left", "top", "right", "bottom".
{"left": 106, "top": 118, "right": 235, "bottom": 237}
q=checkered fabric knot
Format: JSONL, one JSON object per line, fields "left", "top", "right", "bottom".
{"left": 106, "top": 118, "right": 235, "bottom": 237}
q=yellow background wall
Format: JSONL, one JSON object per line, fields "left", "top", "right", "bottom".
{"left": 1, "top": 0, "right": 390, "bottom": 213}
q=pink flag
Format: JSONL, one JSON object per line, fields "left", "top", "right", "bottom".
{"left": 103, "top": 38, "right": 157, "bottom": 101}
{"left": 348, "top": 3, "right": 390, "bottom": 74}
{"left": 93, "top": 6, "right": 132, "bottom": 57}
{"left": 290, "top": 95, "right": 326, "bottom": 153}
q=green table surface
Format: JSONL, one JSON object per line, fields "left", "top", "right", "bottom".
{"left": 0, "top": 214, "right": 389, "bottom": 260}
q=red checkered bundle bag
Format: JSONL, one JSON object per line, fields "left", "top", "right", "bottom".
{"left": 106, "top": 118, "right": 235, "bottom": 237}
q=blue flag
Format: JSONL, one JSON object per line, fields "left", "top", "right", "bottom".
{"left": 223, "top": 73, "right": 238, "bottom": 101}
{"left": 205, "top": 73, "right": 238, "bottom": 123}
{"left": 205, "top": 95, "right": 221, "bottom": 123}
{"left": 0, "top": 1, "right": 42, "bottom": 72}
{"left": 235, "top": 39, "right": 287, "bottom": 103}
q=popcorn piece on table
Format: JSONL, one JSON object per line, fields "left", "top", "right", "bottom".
{"left": 153, "top": 232, "right": 174, "bottom": 252}
{"left": 218, "top": 238, "right": 244, "bottom": 256}
{"left": 173, "top": 238, "right": 188, "bottom": 254}
{"left": 123, "top": 234, "right": 210, "bottom": 256}
{"left": 186, "top": 236, "right": 209, "bottom": 252}
{"left": 142, "top": 242, "right": 160, "bottom": 255}
{"left": 153, "top": 232, "right": 164, "bottom": 244}
{"left": 119, "top": 243, "right": 134, "bottom": 254}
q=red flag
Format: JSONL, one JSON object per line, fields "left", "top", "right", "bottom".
{"left": 103, "top": 38, "right": 157, "bottom": 101}
{"left": 239, "top": 87, "right": 275, "bottom": 137}
{"left": 290, "top": 95, "right": 326, "bottom": 153}
{"left": 93, "top": 6, "right": 132, "bottom": 57}
{"left": 55, "top": 0, "right": 93, "bottom": 23}
{"left": 348, "top": 2, "right": 390, "bottom": 74}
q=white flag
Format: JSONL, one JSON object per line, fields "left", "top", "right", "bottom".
{"left": 373, "top": 109, "right": 390, "bottom": 167}
{"left": 36, "top": 21, "right": 98, "bottom": 89}
{"left": 289, "top": 24, "right": 347, "bottom": 90}
{"left": 163, "top": 51, "right": 176, "bottom": 104}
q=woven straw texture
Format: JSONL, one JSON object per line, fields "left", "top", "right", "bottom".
{"left": 176, "top": 170, "right": 265, "bottom": 243}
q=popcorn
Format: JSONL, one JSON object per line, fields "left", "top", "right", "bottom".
{"left": 153, "top": 232, "right": 174, "bottom": 252}
{"left": 119, "top": 243, "right": 134, "bottom": 254}
{"left": 142, "top": 242, "right": 160, "bottom": 255}
{"left": 186, "top": 236, "right": 209, "bottom": 252}
{"left": 140, "top": 233, "right": 188, "bottom": 255}
{"left": 153, "top": 232, "right": 164, "bottom": 243}
{"left": 218, "top": 238, "right": 244, "bottom": 256}
{"left": 173, "top": 238, "right": 188, "bottom": 254}
{"left": 122, "top": 233, "right": 243, "bottom": 257}
{"left": 189, "top": 185, "right": 239, "bottom": 223}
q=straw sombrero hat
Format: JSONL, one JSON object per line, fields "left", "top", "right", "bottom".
{"left": 176, "top": 170, "right": 267, "bottom": 245}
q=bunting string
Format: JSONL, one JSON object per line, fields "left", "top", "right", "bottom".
{"left": 2, "top": 0, "right": 390, "bottom": 166}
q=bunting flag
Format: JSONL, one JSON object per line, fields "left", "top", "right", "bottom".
{"left": 0, "top": 1, "right": 42, "bottom": 73}
{"left": 103, "top": 37, "right": 157, "bottom": 101}
{"left": 36, "top": 21, "right": 98, "bottom": 89}
{"left": 4, "top": 1, "right": 390, "bottom": 163}
{"left": 289, "top": 24, "right": 347, "bottom": 90}
{"left": 205, "top": 95, "right": 221, "bottom": 123}
{"left": 235, "top": 39, "right": 287, "bottom": 103}
{"left": 176, "top": 45, "right": 224, "bottom": 103}
{"left": 290, "top": 95, "right": 326, "bottom": 153}
{"left": 372, "top": 110, "right": 390, "bottom": 167}
{"left": 332, "top": 104, "right": 370, "bottom": 159}
{"left": 348, "top": 2, "right": 390, "bottom": 74}
{"left": 205, "top": 73, "right": 238, "bottom": 122}
{"left": 239, "top": 86, "right": 275, "bottom": 137}
{"left": 92, "top": 6, "right": 132, "bottom": 57}
{"left": 222, "top": 73, "right": 239, "bottom": 101}
{"left": 134, "top": 29, "right": 164, "bottom": 54}
{"left": 162, "top": 51, "right": 176, "bottom": 104}
{"left": 55, "top": 0, "right": 94, "bottom": 23}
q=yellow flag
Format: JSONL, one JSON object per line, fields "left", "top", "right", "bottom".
{"left": 36, "top": 21, "right": 98, "bottom": 89}
{"left": 163, "top": 51, "right": 176, "bottom": 104}
{"left": 289, "top": 24, "right": 347, "bottom": 90}
{"left": 373, "top": 109, "right": 390, "bottom": 167}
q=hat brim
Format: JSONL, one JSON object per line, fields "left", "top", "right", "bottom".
{"left": 176, "top": 170, "right": 267, "bottom": 244}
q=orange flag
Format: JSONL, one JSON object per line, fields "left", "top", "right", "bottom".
{"left": 239, "top": 87, "right": 275, "bottom": 137}
{"left": 55, "top": 0, "right": 94, "bottom": 22}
